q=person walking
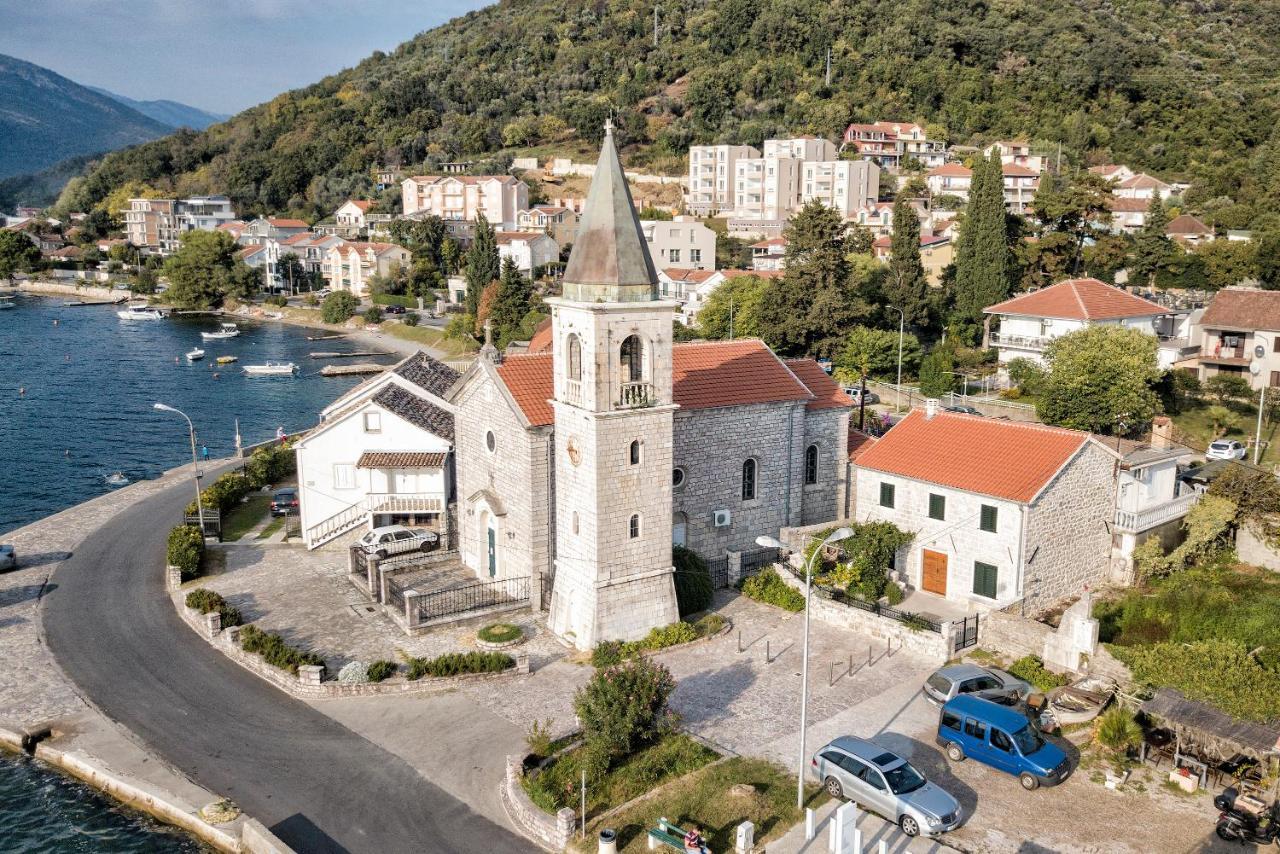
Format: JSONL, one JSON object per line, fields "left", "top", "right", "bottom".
{"left": 201, "top": 444, "right": 209, "bottom": 461}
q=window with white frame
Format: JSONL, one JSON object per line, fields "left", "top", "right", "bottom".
{"left": 363, "top": 411, "right": 381, "bottom": 433}
{"left": 333, "top": 463, "right": 355, "bottom": 489}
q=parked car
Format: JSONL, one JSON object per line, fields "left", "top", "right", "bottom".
{"left": 270, "top": 487, "right": 299, "bottom": 516}
{"left": 357, "top": 525, "right": 439, "bottom": 559}
{"left": 811, "top": 736, "right": 962, "bottom": 837}
{"left": 936, "top": 695, "right": 1070, "bottom": 790}
{"left": 922, "top": 663, "right": 1032, "bottom": 706}
{"left": 0, "top": 544, "right": 15, "bottom": 571}
{"left": 842, "top": 387, "right": 880, "bottom": 405}
{"left": 945, "top": 405, "right": 982, "bottom": 416}
{"left": 1206, "top": 439, "right": 1247, "bottom": 461}
{"left": 384, "top": 304, "right": 407, "bottom": 315}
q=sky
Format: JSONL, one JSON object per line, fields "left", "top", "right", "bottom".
{"left": 0, "top": 0, "right": 489, "bottom": 115}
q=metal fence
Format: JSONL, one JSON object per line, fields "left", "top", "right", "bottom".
{"left": 350, "top": 546, "right": 370, "bottom": 576}
{"left": 824, "top": 588, "right": 943, "bottom": 633}
{"left": 706, "top": 556, "right": 730, "bottom": 589}
{"left": 385, "top": 575, "right": 408, "bottom": 612}
{"left": 412, "top": 575, "right": 530, "bottom": 625}
{"left": 953, "top": 614, "right": 979, "bottom": 651}
{"left": 740, "top": 547, "right": 780, "bottom": 577}
{"left": 183, "top": 511, "right": 221, "bottom": 540}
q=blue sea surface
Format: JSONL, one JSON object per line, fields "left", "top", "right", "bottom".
{"left": 0, "top": 293, "right": 387, "bottom": 534}
{"left": 0, "top": 753, "right": 209, "bottom": 852}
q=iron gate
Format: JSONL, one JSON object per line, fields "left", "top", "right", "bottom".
{"left": 706, "top": 556, "right": 730, "bottom": 589}
{"left": 740, "top": 546, "right": 779, "bottom": 578}
{"left": 953, "top": 615, "right": 979, "bottom": 652}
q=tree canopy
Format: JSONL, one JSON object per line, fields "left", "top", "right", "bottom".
{"left": 162, "top": 230, "right": 260, "bottom": 309}
{"left": 1037, "top": 325, "right": 1163, "bottom": 435}
{"left": 0, "top": 230, "right": 42, "bottom": 283}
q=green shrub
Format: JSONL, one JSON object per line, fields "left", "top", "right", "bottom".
{"left": 321, "top": 290, "right": 359, "bottom": 323}
{"left": 526, "top": 718, "right": 554, "bottom": 759}
{"left": 672, "top": 546, "right": 713, "bottom": 617}
{"left": 372, "top": 292, "right": 417, "bottom": 307}
{"left": 167, "top": 525, "right": 205, "bottom": 581}
{"left": 243, "top": 441, "right": 295, "bottom": 488}
{"left": 1111, "top": 638, "right": 1280, "bottom": 722}
{"left": 1096, "top": 706, "right": 1142, "bottom": 753}
{"left": 363, "top": 306, "right": 384, "bottom": 324}
{"left": 406, "top": 651, "right": 514, "bottom": 680}
{"left": 694, "top": 613, "right": 726, "bottom": 637}
{"left": 592, "top": 640, "right": 627, "bottom": 668}
{"left": 263, "top": 294, "right": 289, "bottom": 307}
{"left": 884, "top": 582, "right": 905, "bottom": 606}
{"left": 402, "top": 312, "right": 420, "bottom": 327}
{"left": 642, "top": 621, "right": 698, "bottom": 649}
{"left": 574, "top": 657, "right": 677, "bottom": 769}
{"left": 739, "top": 568, "right": 805, "bottom": 612}
{"left": 477, "top": 622, "right": 522, "bottom": 644}
{"left": 1008, "top": 655, "right": 1071, "bottom": 693}
{"left": 303, "top": 293, "right": 318, "bottom": 307}
{"left": 186, "top": 470, "right": 254, "bottom": 516}
{"left": 183, "top": 587, "right": 242, "bottom": 627}
{"left": 366, "top": 660, "right": 397, "bottom": 682}
{"left": 238, "top": 625, "right": 325, "bottom": 675}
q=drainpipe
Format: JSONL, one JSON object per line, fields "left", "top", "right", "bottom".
{"left": 1017, "top": 503, "right": 1030, "bottom": 616}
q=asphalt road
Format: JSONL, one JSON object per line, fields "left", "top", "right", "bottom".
{"left": 43, "top": 469, "right": 529, "bottom": 854}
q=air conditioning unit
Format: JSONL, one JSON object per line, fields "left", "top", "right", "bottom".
{"left": 712, "top": 509, "right": 732, "bottom": 528}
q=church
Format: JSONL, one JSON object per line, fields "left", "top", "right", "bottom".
{"left": 448, "top": 123, "right": 853, "bottom": 649}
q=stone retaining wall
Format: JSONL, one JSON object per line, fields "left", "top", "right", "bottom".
{"left": 502, "top": 754, "right": 576, "bottom": 851}
{"left": 979, "top": 609, "right": 1053, "bottom": 662}
{"left": 17, "top": 280, "right": 122, "bottom": 301}
{"left": 1236, "top": 523, "right": 1280, "bottom": 572}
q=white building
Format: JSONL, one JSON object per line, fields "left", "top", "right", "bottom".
{"left": 236, "top": 241, "right": 281, "bottom": 290}
{"left": 294, "top": 352, "right": 461, "bottom": 549}
{"left": 122, "top": 196, "right": 237, "bottom": 255}
{"left": 842, "top": 122, "right": 946, "bottom": 171}
{"left": 401, "top": 175, "right": 529, "bottom": 228}
{"left": 688, "top": 144, "right": 759, "bottom": 214}
{"left": 801, "top": 160, "right": 880, "bottom": 218}
{"left": 515, "top": 205, "right": 579, "bottom": 244}
{"left": 238, "top": 217, "right": 309, "bottom": 245}
{"left": 640, "top": 217, "right": 714, "bottom": 269}
{"left": 322, "top": 241, "right": 412, "bottom": 297}
{"left": 733, "top": 155, "right": 802, "bottom": 222}
{"left": 1114, "top": 173, "right": 1174, "bottom": 201}
{"left": 750, "top": 237, "right": 788, "bottom": 271}
{"left": 925, "top": 163, "right": 1040, "bottom": 213}
{"left": 1108, "top": 422, "right": 1199, "bottom": 580}
{"left": 496, "top": 231, "right": 559, "bottom": 274}
{"left": 983, "top": 141, "right": 1045, "bottom": 173}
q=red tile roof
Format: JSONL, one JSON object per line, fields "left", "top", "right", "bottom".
{"left": 494, "top": 339, "right": 815, "bottom": 426}
{"left": 527, "top": 317, "right": 553, "bottom": 354}
{"left": 784, "top": 359, "right": 853, "bottom": 411}
{"left": 1166, "top": 214, "right": 1211, "bottom": 235}
{"left": 347, "top": 200, "right": 376, "bottom": 211}
{"left": 855, "top": 409, "right": 1091, "bottom": 502}
{"left": 268, "top": 218, "right": 308, "bottom": 228}
{"left": 847, "top": 428, "right": 878, "bottom": 462}
{"left": 495, "top": 231, "right": 548, "bottom": 244}
{"left": 1001, "top": 164, "right": 1041, "bottom": 177}
{"left": 984, "top": 277, "right": 1164, "bottom": 321}
{"left": 928, "top": 163, "right": 971, "bottom": 177}
{"left": 1200, "top": 289, "right": 1280, "bottom": 332}
{"left": 751, "top": 237, "right": 788, "bottom": 248}
{"left": 1119, "top": 173, "right": 1171, "bottom": 190}
{"left": 1107, "top": 198, "right": 1149, "bottom": 213}
{"left": 661, "top": 267, "right": 720, "bottom": 284}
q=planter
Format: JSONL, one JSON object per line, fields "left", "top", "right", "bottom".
{"left": 477, "top": 623, "right": 527, "bottom": 651}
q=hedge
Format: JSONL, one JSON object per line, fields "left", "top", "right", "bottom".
{"left": 590, "top": 619, "right": 719, "bottom": 667}
{"left": 238, "top": 625, "right": 325, "bottom": 675}
{"left": 186, "top": 442, "right": 295, "bottom": 516}
{"left": 184, "top": 587, "right": 243, "bottom": 627}
{"left": 406, "top": 651, "right": 513, "bottom": 680}
{"left": 739, "top": 568, "right": 805, "bottom": 612}
{"left": 366, "top": 660, "right": 398, "bottom": 682}
{"left": 372, "top": 293, "right": 417, "bottom": 308}
{"left": 167, "top": 525, "right": 205, "bottom": 581}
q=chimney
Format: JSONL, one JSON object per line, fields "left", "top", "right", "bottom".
{"left": 925, "top": 398, "right": 939, "bottom": 420}
{"left": 1151, "top": 416, "right": 1173, "bottom": 450}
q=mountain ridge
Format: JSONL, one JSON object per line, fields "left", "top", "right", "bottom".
{"left": 84, "top": 86, "right": 227, "bottom": 131}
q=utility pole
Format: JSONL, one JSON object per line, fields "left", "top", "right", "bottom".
{"left": 654, "top": 4, "right": 659, "bottom": 47}
{"left": 825, "top": 48, "right": 831, "bottom": 87}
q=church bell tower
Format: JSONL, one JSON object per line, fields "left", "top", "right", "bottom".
{"left": 546, "top": 120, "right": 681, "bottom": 649}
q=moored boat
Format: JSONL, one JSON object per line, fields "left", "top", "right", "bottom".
{"left": 215, "top": 355, "right": 238, "bottom": 365}
{"left": 117, "top": 303, "right": 163, "bottom": 320}
{"left": 202, "top": 323, "right": 240, "bottom": 340}
{"left": 243, "top": 362, "right": 297, "bottom": 376}
{"left": 186, "top": 348, "right": 205, "bottom": 361}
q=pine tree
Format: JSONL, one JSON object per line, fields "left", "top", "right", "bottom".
{"left": 1131, "top": 195, "right": 1172, "bottom": 287}
{"left": 464, "top": 214, "right": 499, "bottom": 321}
{"left": 885, "top": 197, "right": 930, "bottom": 328}
{"left": 951, "top": 154, "right": 1010, "bottom": 340}
{"left": 489, "top": 257, "right": 533, "bottom": 347}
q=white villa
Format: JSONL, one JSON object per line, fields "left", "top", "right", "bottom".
{"left": 496, "top": 231, "right": 559, "bottom": 274}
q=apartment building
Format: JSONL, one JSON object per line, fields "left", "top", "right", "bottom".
{"left": 733, "top": 155, "right": 802, "bottom": 221}
{"left": 925, "top": 164, "right": 1041, "bottom": 214}
{"left": 400, "top": 175, "right": 528, "bottom": 228}
{"left": 983, "top": 141, "right": 1046, "bottom": 174}
{"left": 322, "top": 241, "right": 412, "bottom": 297}
{"left": 123, "top": 196, "right": 237, "bottom": 255}
{"left": 801, "top": 159, "right": 880, "bottom": 218}
{"left": 842, "top": 122, "right": 945, "bottom": 171}
{"left": 688, "top": 144, "right": 759, "bottom": 214}
{"left": 640, "top": 217, "right": 715, "bottom": 269}
{"left": 763, "top": 136, "right": 837, "bottom": 162}
{"left": 515, "top": 205, "right": 579, "bottom": 244}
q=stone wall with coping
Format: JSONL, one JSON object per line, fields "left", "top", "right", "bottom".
{"left": 979, "top": 608, "right": 1054, "bottom": 662}
{"left": 502, "top": 754, "right": 576, "bottom": 851}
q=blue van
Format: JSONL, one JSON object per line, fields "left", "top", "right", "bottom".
{"left": 936, "top": 695, "right": 1070, "bottom": 790}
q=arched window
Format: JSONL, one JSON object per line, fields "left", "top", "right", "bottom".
{"left": 620, "top": 335, "right": 644, "bottom": 382}
{"left": 629, "top": 514, "right": 641, "bottom": 539}
{"left": 742, "top": 458, "right": 757, "bottom": 501}
{"left": 566, "top": 333, "right": 582, "bottom": 381}
{"left": 804, "top": 444, "right": 819, "bottom": 485}
{"left": 629, "top": 440, "right": 641, "bottom": 465}
{"left": 672, "top": 512, "right": 688, "bottom": 547}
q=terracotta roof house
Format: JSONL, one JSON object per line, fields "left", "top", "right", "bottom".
{"left": 924, "top": 163, "right": 1040, "bottom": 213}
{"left": 750, "top": 237, "right": 788, "bottom": 271}
{"left": 1115, "top": 173, "right": 1173, "bottom": 200}
{"left": 1196, "top": 289, "right": 1280, "bottom": 391}
{"left": 1166, "top": 214, "right": 1213, "bottom": 245}
{"left": 854, "top": 404, "right": 1117, "bottom": 614}
{"left": 984, "top": 277, "right": 1193, "bottom": 370}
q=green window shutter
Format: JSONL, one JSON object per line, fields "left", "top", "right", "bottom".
{"left": 980, "top": 504, "right": 998, "bottom": 533}
{"left": 973, "top": 562, "right": 997, "bottom": 598}
{"left": 879, "top": 482, "right": 895, "bottom": 508}
{"left": 928, "top": 493, "right": 946, "bottom": 520}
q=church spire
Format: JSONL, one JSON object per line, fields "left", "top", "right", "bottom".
{"left": 560, "top": 120, "right": 659, "bottom": 302}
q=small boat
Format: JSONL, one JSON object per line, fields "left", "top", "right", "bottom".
{"left": 117, "top": 303, "right": 163, "bottom": 320}
{"left": 105, "top": 472, "right": 130, "bottom": 487}
{"left": 0, "top": 301, "right": 15, "bottom": 310}
{"left": 1047, "top": 675, "right": 1116, "bottom": 726}
{"left": 186, "top": 348, "right": 205, "bottom": 361}
{"left": 243, "top": 362, "right": 297, "bottom": 376}
{"left": 215, "top": 355, "right": 238, "bottom": 365}
{"left": 64, "top": 300, "right": 86, "bottom": 306}
{"left": 202, "top": 323, "right": 241, "bottom": 340}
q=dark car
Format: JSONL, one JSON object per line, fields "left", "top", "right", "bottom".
{"left": 945, "top": 405, "right": 982, "bottom": 416}
{"left": 270, "top": 488, "right": 299, "bottom": 516}
{"left": 384, "top": 304, "right": 407, "bottom": 315}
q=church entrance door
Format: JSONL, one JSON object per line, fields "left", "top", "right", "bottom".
{"left": 487, "top": 526, "right": 497, "bottom": 577}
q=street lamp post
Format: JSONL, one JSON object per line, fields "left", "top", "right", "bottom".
{"left": 888, "top": 305, "right": 905, "bottom": 414}
{"left": 154, "top": 403, "right": 204, "bottom": 532}
{"left": 756, "top": 526, "right": 855, "bottom": 810}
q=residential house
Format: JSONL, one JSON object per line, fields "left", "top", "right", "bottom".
{"left": 400, "top": 175, "right": 529, "bottom": 228}
{"left": 374, "top": 168, "right": 403, "bottom": 191}
{"left": 851, "top": 203, "right": 895, "bottom": 237}
{"left": 295, "top": 352, "right": 460, "bottom": 548}
{"left": 764, "top": 136, "right": 838, "bottom": 162}
{"left": 924, "top": 164, "right": 973, "bottom": 200}
{"left": 750, "top": 237, "right": 788, "bottom": 271}
{"left": 983, "top": 141, "right": 1045, "bottom": 173}
{"left": 239, "top": 217, "right": 309, "bottom": 245}
{"left": 801, "top": 160, "right": 880, "bottom": 218}
{"left": 1107, "top": 198, "right": 1149, "bottom": 233}
{"left": 925, "top": 164, "right": 1040, "bottom": 213}
{"left": 843, "top": 122, "right": 945, "bottom": 171}
{"left": 1105, "top": 420, "right": 1199, "bottom": 580}
{"left": 1196, "top": 288, "right": 1280, "bottom": 390}
{"left": 1114, "top": 173, "right": 1174, "bottom": 201}
{"left": 640, "top": 217, "right": 714, "bottom": 269}
{"left": 1089, "top": 164, "right": 1135, "bottom": 184}
{"left": 237, "top": 242, "right": 281, "bottom": 290}
{"left": 1166, "top": 214, "right": 1213, "bottom": 246}
{"left": 854, "top": 404, "right": 1116, "bottom": 614}
{"left": 322, "top": 241, "right": 412, "bottom": 297}
{"left": 495, "top": 231, "right": 559, "bottom": 275}
{"left": 657, "top": 268, "right": 725, "bottom": 325}
{"left": 688, "top": 144, "right": 759, "bottom": 214}
{"left": 217, "top": 220, "right": 248, "bottom": 241}
{"left": 123, "top": 195, "right": 237, "bottom": 255}
{"left": 515, "top": 205, "right": 579, "bottom": 244}
{"left": 984, "top": 277, "right": 1191, "bottom": 371}
{"left": 872, "top": 234, "right": 953, "bottom": 287}
{"left": 280, "top": 232, "right": 345, "bottom": 278}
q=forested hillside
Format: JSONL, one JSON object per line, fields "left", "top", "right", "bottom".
{"left": 58, "top": 0, "right": 1280, "bottom": 226}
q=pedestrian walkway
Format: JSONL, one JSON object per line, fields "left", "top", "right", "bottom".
{"left": 769, "top": 800, "right": 953, "bottom": 854}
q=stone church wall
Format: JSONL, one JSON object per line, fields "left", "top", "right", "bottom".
{"left": 800, "top": 407, "right": 850, "bottom": 526}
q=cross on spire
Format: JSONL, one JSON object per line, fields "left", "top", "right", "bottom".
{"left": 603, "top": 115, "right": 614, "bottom": 136}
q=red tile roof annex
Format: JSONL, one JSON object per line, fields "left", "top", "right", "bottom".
{"left": 854, "top": 409, "right": 1092, "bottom": 502}
{"left": 1107, "top": 198, "right": 1149, "bottom": 213}
{"left": 1166, "top": 214, "right": 1211, "bottom": 235}
{"left": 268, "top": 218, "right": 309, "bottom": 228}
{"left": 847, "top": 427, "right": 878, "bottom": 462}
{"left": 784, "top": 359, "right": 854, "bottom": 411}
{"left": 527, "top": 317, "right": 553, "bottom": 354}
{"left": 1199, "top": 289, "right": 1280, "bottom": 332}
{"left": 1119, "top": 173, "right": 1171, "bottom": 190}
{"left": 984, "top": 277, "right": 1165, "bottom": 321}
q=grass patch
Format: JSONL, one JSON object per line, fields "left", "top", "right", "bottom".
{"left": 572, "top": 756, "right": 827, "bottom": 854}
{"left": 477, "top": 622, "right": 523, "bottom": 644}
{"left": 383, "top": 322, "right": 475, "bottom": 357}
{"left": 1171, "top": 402, "right": 1280, "bottom": 465}
{"left": 255, "top": 516, "right": 285, "bottom": 540}
{"left": 221, "top": 494, "right": 271, "bottom": 542}
{"left": 1007, "top": 655, "right": 1071, "bottom": 693}
{"left": 523, "top": 734, "right": 718, "bottom": 820}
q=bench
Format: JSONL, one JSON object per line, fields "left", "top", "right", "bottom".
{"left": 647, "top": 817, "right": 708, "bottom": 852}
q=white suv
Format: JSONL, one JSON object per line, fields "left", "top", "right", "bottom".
{"left": 357, "top": 525, "right": 438, "bottom": 558}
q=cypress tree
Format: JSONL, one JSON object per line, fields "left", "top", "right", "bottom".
{"left": 886, "top": 196, "right": 930, "bottom": 327}
{"left": 489, "top": 257, "right": 533, "bottom": 347}
{"left": 1131, "top": 195, "right": 1171, "bottom": 287}
{"left": 952, "top": 154, "right": 1010, "bottom": 339}
{"left": 464, "top": 214, "right": 499, "bottom": 320}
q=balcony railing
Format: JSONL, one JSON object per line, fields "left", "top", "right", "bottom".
{"left": 367, "top": 493, "right": 445, "bottom": 514}
{"left": 1113, "top": 492, "right": 1199, "bottom": 533}
{"left": 563, "top": 379, "right": 584, "bottom": 406}
{"left": 618, "top": 381, "right": 653, "bottom": 408}
{"left": 990, "top": 331, "right": 1052, "bottom": 351}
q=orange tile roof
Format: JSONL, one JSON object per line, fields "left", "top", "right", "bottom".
{"left": 1107, "top": 198, "right": 1149, "bottom": 213}
{"left": 847, "top": 428, "right": 878, "bottom": 462}
{"left": 527, "top": 317, "right": 553, "bottom": 354}
{"left": 661, "top": 267, "right": 720, "bottom": 284}
{"left": 268, "top": 218, "right": 308, "bottom": 228}
{"left": 495, "top": 231, "right": 548, "bottom": 244}
{"left": 784, "top": 359, "right": 853, "bottom": 410}
{"left": 984, "top": 277, "right": 1164, "bottom": 321}
{"left": 1166, "top": 214, "right": 1210, "bottom": 235}
{"left": 1001, "top": 164, "right": 1041, "bottom": 177}
{"left": 928, "top": 163, "right": 971, "bottom": 177}
{"left": 1200, "top": 289, "right": 1280, "bottom": 332}
{"left": 348, "top": 200, "right": 375, "bottom": 211}
{"left": 1119, "top": 173, "right": 1171, "bottom": 190}
{"left": 494, "top": 339, "right": 814, "bottom": 426}
{"left": 855, "top": 410, "right": 1091, "bottom": 502}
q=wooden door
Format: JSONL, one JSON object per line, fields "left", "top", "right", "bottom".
{"left": 922, "top": 550, "right": 948, "bottom": 596}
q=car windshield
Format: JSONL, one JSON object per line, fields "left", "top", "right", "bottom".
{"left": 1013, "top": 725, "right": 1044, "bottom": 756}
{"left": 883, "top": 762, "right": 927, "bottom": 794}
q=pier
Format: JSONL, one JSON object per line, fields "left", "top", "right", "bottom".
{"left": 319, "top": 363, "right": 386, "bottom": 376}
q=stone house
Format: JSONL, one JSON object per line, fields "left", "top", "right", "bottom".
{"left": 495, "top": 231, "right": 559, "bottom": 274}
{"left": 853, "top": 404, "right": 1116, "bottom": 614}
